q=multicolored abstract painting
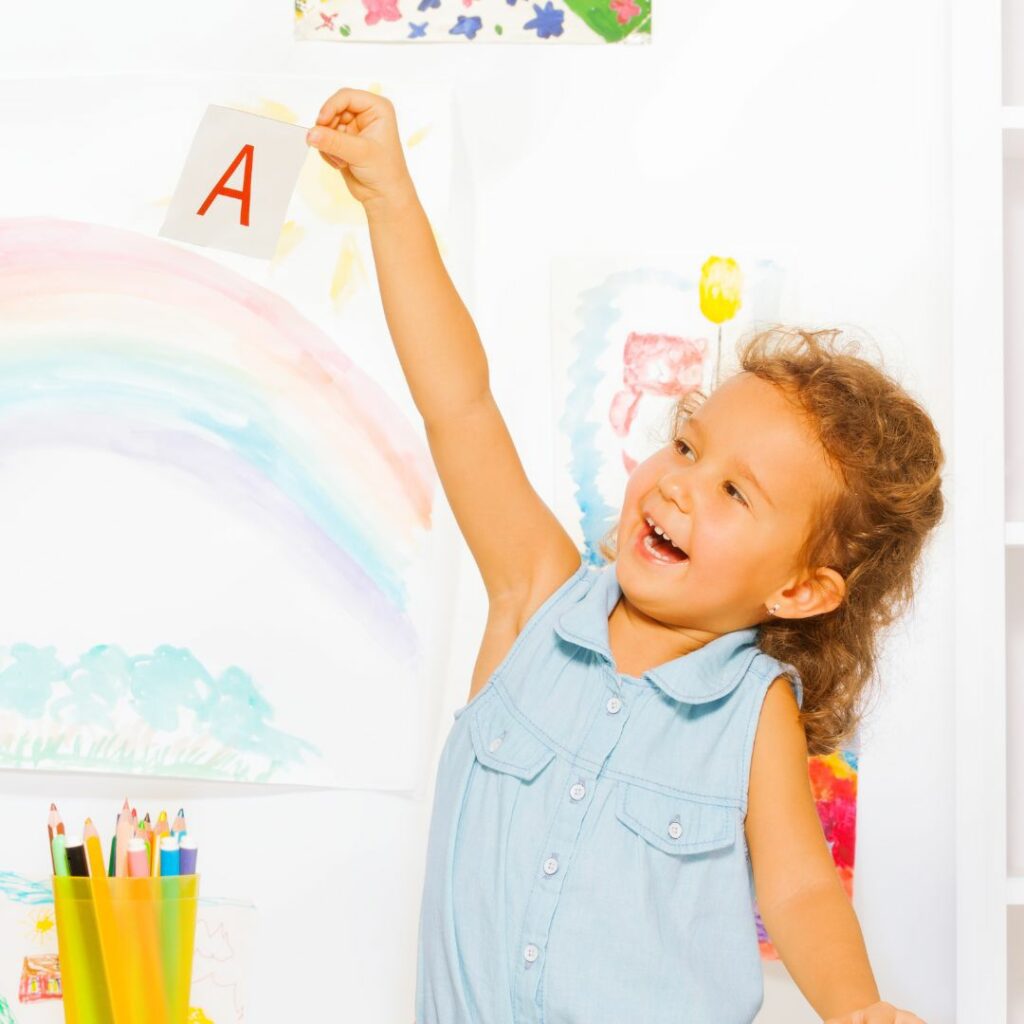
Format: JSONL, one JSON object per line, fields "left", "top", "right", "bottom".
{"left": 295, "top": 0, "right": 651, "bottom": 43}
{"left": 0, "top": 873, "right": 254, "bottom": 1022}
{"left": 0, "top": 76, "right": 458, "bottom": 790}
{"left": 551, "top": 253, "right": 859, "bottom": 960}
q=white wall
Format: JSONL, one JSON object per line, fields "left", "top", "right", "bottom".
{"left": 0, "top": 1, "right": 955, "bottom": 1021}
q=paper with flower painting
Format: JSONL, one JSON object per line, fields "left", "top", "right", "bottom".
{"left": 0, "top": 75, "right": 456, "bottom": 790}
{"left": 550, "top": 253, "right": 859, "bottom": 959}
{"left": 550, "top": 252, "right": 789, "bottom": 562}
{"left": 295, "top": 0, "right": 651, "bottom": 44}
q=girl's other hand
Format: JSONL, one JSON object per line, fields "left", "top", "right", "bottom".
{"left": 824, "top": 1001, "right": 926, "bottom": 1024}
{"left": 306, "top": 88, "right": 414, "bottom": 211}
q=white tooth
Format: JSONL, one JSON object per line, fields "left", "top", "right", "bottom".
{"left": 654, "top": 526, "right": 665, "bottom": 536}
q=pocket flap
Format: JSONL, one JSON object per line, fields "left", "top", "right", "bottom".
{"left": 468, "top": 694, "right": 557, "bottom": 782}
{"left": 616, "top": 784, "right": 737, "bottom": 856}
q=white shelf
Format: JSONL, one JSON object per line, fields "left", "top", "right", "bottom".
{"left": 1002, "top": 108, "right": 1024, "bottom": 159}
{"left": 954, "top": 0, "right": 1007, "bottom": 1019}
{"left": 1008, "top": 521, "right": 1024, "bottom": 546}
{"left": 1010, "top": 877, "right": 1024, "bottom": 906}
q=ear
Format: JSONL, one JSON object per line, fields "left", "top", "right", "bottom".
{"left": 771, "top": 566, "right": 846, "bottom": 619}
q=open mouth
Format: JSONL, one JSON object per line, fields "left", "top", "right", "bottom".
{"left": 640, "top": 519, "right": 689, "bottom": 564}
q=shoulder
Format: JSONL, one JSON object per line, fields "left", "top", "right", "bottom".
{"left": 751, "top": 674, "right": 808, "bottom": 771}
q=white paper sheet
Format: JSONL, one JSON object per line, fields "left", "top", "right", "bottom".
{"left": 0, "top": 76, "right": 458, "bottom": 790}
{"left": 161, "top": 105, "right": 310, "bottom": 261}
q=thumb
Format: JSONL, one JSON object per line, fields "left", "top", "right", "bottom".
{"left": 306, "top": 125, "right": 372, "bottom": 166}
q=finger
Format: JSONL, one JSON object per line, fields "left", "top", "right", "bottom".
{"left": 317, "top": 150, "right": 346, "bottom": 171}
{"left": 307, "top": 124, "right": 372, "bottom": 164}
{"left": 316, "top": 87, "right": 386, "bottom": 126}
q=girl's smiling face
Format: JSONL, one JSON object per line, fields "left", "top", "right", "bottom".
{"left": 615, "top": 371, "right": 846, "bottom": 638}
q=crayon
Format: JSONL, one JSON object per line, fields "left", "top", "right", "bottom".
{"left": 64, "top": 835, "right": 88, "bottom": 877}
{"left": 126, "top": 836, "right": 149, "bottom": 878}
{"left": 159, "top": 835, "right": 180, "bottom": 877}
{"left": 51, "top": 835, "right": 69, "bottom": 877}
{"left": 178, "top": 836, "right": 198, "bottom": 875}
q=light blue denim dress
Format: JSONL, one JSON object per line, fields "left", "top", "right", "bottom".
{"left": 415, "top": 558, "right": 804, "bottom": 1024}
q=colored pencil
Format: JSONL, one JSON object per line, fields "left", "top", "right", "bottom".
{"left": 115, "top": 798, "right": 132, "bottom": 877}
{"left": 154, "top": 809, "right": 170, "bottom": 839}
{"left": 126, "top": 837, "right": 149, "bottom": 878}
{"left": 51, "top": 835, "right": 69, "bottom": 877}
{"left": 178, "top": 836, "right": 198, "bottom": 875}
{"left": 171, "top": 807, "right": 187, "bottom": 837}
{"left": 47, "top": 803, "right": 60, "bottom": 872}
{"left": 159, "top": 835, "right": 180, "bottom": 877}
{"left": 64, "top": 835, "right": 88, "bottom": 877}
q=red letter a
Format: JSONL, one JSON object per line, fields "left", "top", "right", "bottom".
{"left": 197, "top": 144, "right": 255, "bottom": 227}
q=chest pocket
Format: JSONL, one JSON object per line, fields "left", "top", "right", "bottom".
{"left": 616, "top": 782, "right": 738, "bottom": 856}
{"left": 468, "top": 691, "right": 557, "bottom": 783}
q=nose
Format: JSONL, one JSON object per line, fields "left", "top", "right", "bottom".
{"left": 658, "top": 466, "right": 692, "bottom": 514}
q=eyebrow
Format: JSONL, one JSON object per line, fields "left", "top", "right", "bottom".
{"left": 684, "top": 416, "right": 776, "bottom": 510}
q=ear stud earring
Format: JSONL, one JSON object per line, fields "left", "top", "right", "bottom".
{"left": 767, "top": 603, "right": 780, "bottom": 615}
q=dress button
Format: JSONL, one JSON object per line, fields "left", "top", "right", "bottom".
{"left": 606, "top": 696, "right": 623, "bottom": 714}
{"left": 668, "top": 820, "right": 683, "bottom": 840}
{"left": 543, "top": 857, "right": 559, "bottom": 876}
{"left": 488, "top": 736, "right": 503, "bottom": 752}
{"left": 569, "top": 782, "right": 586, "bottom": 801}
{"left": 524, "top": 944, "right": 539, "bottom": 963}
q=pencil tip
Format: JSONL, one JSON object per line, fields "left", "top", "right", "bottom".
{"left": 50, "top": 802, "right": 57, "bottom": 810}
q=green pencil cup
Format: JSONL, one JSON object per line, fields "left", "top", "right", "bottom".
{"left": 52, "top": 874, "right": 199, "bottom": 1024}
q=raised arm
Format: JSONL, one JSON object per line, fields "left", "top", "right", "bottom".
{"left": 307, "top": 90, "right": 580, "bottom": 605}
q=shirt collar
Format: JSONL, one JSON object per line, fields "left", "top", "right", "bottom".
{"left": 553, "top": 561, "right": 762, "bottom": 705}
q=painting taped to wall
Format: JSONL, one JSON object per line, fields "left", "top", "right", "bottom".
{"left": 0, "top": 75, "right": 459, "bottom": 790}
{"left": 295, "top": 0, "right": 651, "bottom": 44}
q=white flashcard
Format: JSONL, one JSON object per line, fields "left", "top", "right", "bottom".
{"left": 160, "top": 104, "right": 309, "bottom": 260}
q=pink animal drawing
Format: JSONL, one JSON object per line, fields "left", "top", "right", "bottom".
{"left": 362, "top": 0, "right": 403, "bottom": 25}
{"left": 609, "top": 331, "right": 707, "bottom": 474}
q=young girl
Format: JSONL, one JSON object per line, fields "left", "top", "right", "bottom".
{"left": 307, "top": 89, "right": 941, "bottom": 1024}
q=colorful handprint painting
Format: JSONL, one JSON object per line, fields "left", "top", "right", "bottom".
{"left": 551, "top": 253, "right": 859, "bottom": 960}
{"left": 295, "top": 0, "right": 652, "bottom": 44}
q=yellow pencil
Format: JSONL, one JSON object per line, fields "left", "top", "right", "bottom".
{"left": 83, "top": 822, "right": 132, "bottom": 1023}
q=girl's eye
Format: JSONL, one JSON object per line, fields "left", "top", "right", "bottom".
{"left": 672, "top": 439, "right": 749, "bottom": 508}
{"left": 724, "top": 482, "right": 749, "bottom": 507}
{"left": 673, "top": 438, "right": 696, "bottom": 460}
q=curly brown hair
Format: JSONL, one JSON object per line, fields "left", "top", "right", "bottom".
{"left": 596, "top": 325, "right": 946, "bottom": 756}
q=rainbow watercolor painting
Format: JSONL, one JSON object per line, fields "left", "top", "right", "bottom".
{"left": 550, "top": 254, "right": 858, "bottom": 959}
{"left": 295, "top": 0, "right": 652, "bottom": 44}
{"left": 0, "top": 217, "right": 440, "bottom": 788}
